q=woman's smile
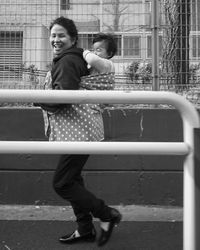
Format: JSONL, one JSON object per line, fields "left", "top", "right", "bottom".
{"left": 53, "top": 43, "right": 63, "bottom": 53}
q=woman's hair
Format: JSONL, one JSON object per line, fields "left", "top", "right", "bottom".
{"left": 93, "top": 33, "right": 117, "bottom": 59}
{"left": 49, "top": 16, "right": 78, "bottom": 46}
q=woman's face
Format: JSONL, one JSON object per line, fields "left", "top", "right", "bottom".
{"left": 50, "top": 24, "right": 74, "bottom": 56}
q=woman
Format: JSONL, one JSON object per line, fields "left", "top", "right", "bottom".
{"left": 41, "top": 17, "right": 121, "bottom": 247}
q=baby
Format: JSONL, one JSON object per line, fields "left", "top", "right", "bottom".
{"left": 83, "top": 33, "right": 117, "bottom": 75}
{"left": 81, "top": 33, "right": 117, "bottom": 91}
{"left": 81, "top": 33, "right": 117, "bottom": 113}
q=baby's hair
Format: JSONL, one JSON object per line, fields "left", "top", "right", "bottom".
{"left": 93, "top": 33, "right": 117, "bottom": 59}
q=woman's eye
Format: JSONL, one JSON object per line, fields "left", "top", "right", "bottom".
{"left": 59, "top": 34, "right": 66, "bottom": 38}
{"left": 51, "top": 34, "right": 66, "bottom": 38}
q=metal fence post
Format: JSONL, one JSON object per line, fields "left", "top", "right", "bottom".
{"left": 151, "top": 0, "right": 160, "bottom": 91}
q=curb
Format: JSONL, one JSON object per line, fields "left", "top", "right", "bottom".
{"left": 0, "top": 205, "right": 183, "bottom": 222}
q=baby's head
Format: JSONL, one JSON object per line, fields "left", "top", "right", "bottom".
{"left": 92, "top": 33, "right": 117, "bottom": 59}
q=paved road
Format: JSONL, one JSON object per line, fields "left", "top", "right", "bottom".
{"left": 0, "top": 205, "right": 183, "bottom": 250}
{"left": 0, "top": 220, "right": 182, "bottom": 250}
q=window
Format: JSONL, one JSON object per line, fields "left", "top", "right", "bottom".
{"left": 145, "top": 0, "right": 151, "bottom": 26}
{"left": 60, "top": 0, "right": 70, "bottom": 10}
{"left": 78, "top": 34, "right": 95, "bottom": 50}
{"left": 147, "top": 36, "right": 151, "bottom": 58}
{"left": 0, "top": 31, "right": 23, "bottom": 79}
{"left": 114, "top": 35, "right": 122, "bottom": 56}
{"left": 191, "top": 0, "right": 200, "bottom": 31}
{"left": 123, "top": 36, "right": 141, "bottom": 57}
{"left": 192, "top": 35, "right": 200, "bottom": 57}
{"left": 147, "top": 35, "right": 162, "bottom": 58}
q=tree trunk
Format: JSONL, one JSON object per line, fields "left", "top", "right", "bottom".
{"left": 177, "top": 0, "right": 190, "bottom": 86}
{"left": 162, "top": 0, "right": 190, "bottom": 87}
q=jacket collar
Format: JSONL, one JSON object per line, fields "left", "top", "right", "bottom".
{"left": 53, "top": 46, "right": 83, "bottom": 63}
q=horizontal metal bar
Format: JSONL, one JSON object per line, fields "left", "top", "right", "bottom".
{"left": 0, "top": 89, "right": 193, "bottom": 104}
{"left": 0, "top": 89, "right": 197, "bottom": 250}
{"left": 0, "top": 141, "right": 190, "bottom": 155}
{"left": 0, "top": 90, "right": 199, "bottom": 128}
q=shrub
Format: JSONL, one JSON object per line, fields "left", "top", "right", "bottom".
{"left": 125, "top": 61, "right": 152, "bottom": 84}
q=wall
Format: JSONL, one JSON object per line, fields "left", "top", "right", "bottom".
{"left": 0, "top": 107, "right": 188, "bottom": 206}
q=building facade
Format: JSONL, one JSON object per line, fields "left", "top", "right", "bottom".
{"left": 0, "top": 0, "right": 199, "bottom": 85}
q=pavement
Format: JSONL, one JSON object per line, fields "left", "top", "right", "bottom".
{"left": 0, "top": 205, "right": 183, "bottom": 250}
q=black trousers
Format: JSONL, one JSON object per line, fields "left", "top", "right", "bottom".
{"left": 53, "top": 154, "right": 111, "bottom": 234}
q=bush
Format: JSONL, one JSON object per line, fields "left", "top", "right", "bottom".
{"left": 125, "top": 61, "right": 152, "bottom": 84}
{"left": 125, "top": 61, "right": 200, "bottom": 85}
{"left": 189, "top": 63, "right": 200, "bottom": 84}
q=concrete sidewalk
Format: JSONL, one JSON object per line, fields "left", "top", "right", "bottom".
{"left": 0, "top": 205, "right": 183, "bottom": 221}
{"left": 0, "top": 205, "right": 183, "bottom": 250}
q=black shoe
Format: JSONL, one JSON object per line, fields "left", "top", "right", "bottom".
{"left": 59, "top": 228, "right": 96, "bottom": 244}
{"left": 97, "top": 208, "right": 122, "bottom": 247}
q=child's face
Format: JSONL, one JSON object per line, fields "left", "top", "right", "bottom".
{"left": 92, "top": 41, "right": 109, "bottom": 59}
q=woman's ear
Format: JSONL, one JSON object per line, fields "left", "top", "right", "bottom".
{"left": 71, "top": 37, "right": 77, "bottom": 46}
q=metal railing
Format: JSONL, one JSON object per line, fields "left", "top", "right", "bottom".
{"left": 0, "top": 89, "right": 199, "bottom": 250}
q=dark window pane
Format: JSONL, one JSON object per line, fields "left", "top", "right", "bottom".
{"left": 124, "top": 36, "right": 141, "bottom": 57}
{"left": 192, "top": 35, "right": 200, "bottom": 57}
{"left": 78, "top": 34, "right": 95, "bottom": 49}
{"left": 60, "top": 0, "right": 70, "bottom": 10}
{"left": 115, "top": 35, "right": 121, "bottom": 56}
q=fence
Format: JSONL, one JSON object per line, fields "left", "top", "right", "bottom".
{"left": 0, "top": 0, "right": 200, "bottom": 106}
{"left": 1, "top": 2, "right": 200, "bottom": 248}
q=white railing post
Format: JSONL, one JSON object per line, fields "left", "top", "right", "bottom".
{"left": 0, "top": 89, "right": 199, "bottom": 249}
{"left": 183, "top": 121, "right": 196, "bottom": 250}
{"left": 194, "top": 128, "right": 200, "bottom": 250}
